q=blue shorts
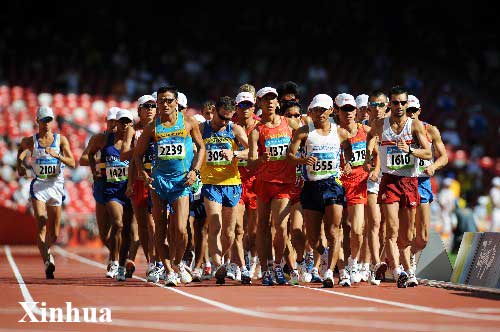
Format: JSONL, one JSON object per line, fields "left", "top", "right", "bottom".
{"left": 301, "top": 176, "right": 345, "bottom": 212}
{"left": 93, "top": 178, "right": 106, "bottom": 205}
{"left": 202, "top": 184, "right": 242, "bottom": 208}
{"left": 190, "top": 197, "right": 207, "bottom": 220}
{"left": 418, "top": 177, "right": 434, "bottom": 203}
{"left": 152, "top": 173, "right": 191, "bottom": 204}
{"left": 103, "top": 181, "right": 131, "bottom": 207}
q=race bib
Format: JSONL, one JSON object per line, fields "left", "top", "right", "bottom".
{"left": 418, "top": 158, "right": 432, "bottom": 173}
{"left": 386, "top": 146, "right": 415, "bottom": 170}
{"left": 237, "top": 145, "right": 247, "bottom": 167}
{"left": 105, "top": 160, "right": 128, "bottom": 182}
{"left": 158, "top": 142, "right": 185, "bottom": 160}
{"left": 35, "top": 158, "right": 59, "bottom": 179}
{"left": 350, "top": 141, "right": 366, "bottom": 166}
{"left": 264, "top": 136, "right": 290, "bottom": 161}
{"left": 307, "top": 152, "right": 338, "bottom": 177}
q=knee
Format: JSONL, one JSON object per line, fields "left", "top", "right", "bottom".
{"left": 386, "top": 225, "right": 398, "bottom": 241}
{"left": 414, "top": 235, "right": 428, "bottom": 251}
{"left": 397, "top": 236, "right": 411, "bottom": 249}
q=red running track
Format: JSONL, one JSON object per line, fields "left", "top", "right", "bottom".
{"left": 1, "top": 246, "right": 499, "bottom": 332}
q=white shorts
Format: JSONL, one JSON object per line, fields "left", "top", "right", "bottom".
{"left": 367, "top": 178, "right": 381, "bottom": 194}
{"left": 30, "top": 178, "right": 65, "bottom": 206}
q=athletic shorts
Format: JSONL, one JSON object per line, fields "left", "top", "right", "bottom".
{"left": 133, "top": 179, "right": 149, "bottom": 208}
{"left": 152, "top": 174, "right": 191, "bottom": 204}
{"left": 290, "top": 181, "right": 303, "bottom": 205}
{"left": 378, "top": 173, "right": 420, "bottom": 208}
{"left": 92, "top": 178, "right": 105, "bottom": 205}
{"left": 254, "top": 179, "right": 296, "bottom": 204}
{"left": 202, "top": 184, "right": 242, "bottom": 208}
{"left": 30, "top": 179, "right": 65, "bottom": 206}
{"left": 341, "top": 167, "right": 368, "bottom": 205}
{"left": 103, "top": 181, "right": 131, "bottom": 207}
{"left": 300, "top": 177, "right": 345, "bottom": 212}
{"left": 418, "top": 177, "right": 434, "bottom": 204}
{"left": 239, "top": 177, "right": 257, "bottom": 210}
{"left": 190, "top": 197, "right": 207, "bottom": 220}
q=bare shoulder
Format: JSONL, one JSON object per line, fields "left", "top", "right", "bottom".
{"left": 20, "top": 136, "right": 34, "bottom": 149}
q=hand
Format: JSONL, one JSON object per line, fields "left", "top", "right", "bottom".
{"left": 396, "top": 139, "right": 410, "bottom": 153}
{"left": 305, "top": 156, "right": 318, "bottom": 167}
{"left": 143, "top": 172, "right": 155, "bottom": 190}
{"left": 17, "top": 164, "right": 27, "bottom": 177}
{"left": 343, "top": 162, "right": 352, "bottom": 175}
{"left": 424, "top": 165, "right": 436, "bottom": 177}
{"left": 221, "top": 149, "right": 234, "bottom": 161}
{"left": 184, "top": 170, "right": 197, "bottom": 187}
{"left": 362, "top": 160, "right": 371, "bottom": 173}
{"left": 125, "top": 184, "right": 134, "bottom": 197}
{"left": 45, "top": 147, "right": 59, "bottom": 159}
{"left": 261, "top": 152, "right": 271, "bottom": 163}
{"left": 368, "top": 170, "right": 379, "bottom": 182}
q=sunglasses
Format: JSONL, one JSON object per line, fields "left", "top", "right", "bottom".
{"left": 368, "top": 102, "right": 386, "bottom": 107}
{"left": 39, "top": 117, "right": 53, "bottom": 123}
{"left": 142, "top": 103, "right": 156, "bottom": 109}
{"left": 285, "top": 113, "right": 301, "bottom": 118}
{"left": 340, "top": 106, "right": 356, "bottom": 112}
{"left": 237, "top": 101, "right": 254, "bottom": 109}
{"left": 406, "top": 107, "right": 419, "bottom": 113}
{"left": 391, "top": 100, "right": 408, "bottom": 106}
{"left": 158, "top": 98, "right": 176, "bottom": 104}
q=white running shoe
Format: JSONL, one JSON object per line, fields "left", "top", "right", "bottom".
{"left": 235, "top": 265, "right": 242, "bottom": 281}
{"left": 215, "top": 264, "right": 227, "bottom": 284}
{"left": 348, "top": 257, "right": 361, "bottom": 284}
{"left": 249, "top": 257, "right": 258, "bottom": 279}
{"left": 410, "top": 254, "right": 417, "bottom": 274}
{"left": 164, "top": 272, "right": 178, "bottom": 287}
{"left": 146, "top": 262, "right": 155, "bottom": 276}
{"left": 297, "top": 260, "right": 312, "bottom": 283}
{"left": 319, "top": 248, "right": 329, "bottom": 276}
{"left": 339, "top": 268, "right": 351, "bottom": 287}
{"left": 178, "top": 263, "right": 192, "bottom": 284}
{"left": 408, "top": 272, "right": 419, "bottom": 287}
{"left": 359, "top": 263, "right": 370, "bottom": 282}
{"left": 116, "top": 266, "right": 126, "bottom": 281}
{"left": 369, "top": 271, "right": 381, "bottom": 286}
{"left": 322, "top": 269, "right": 334, "bottom": 288}
{"left": 146, "top": 266, "right": 161, "bottom": 283}
{"left": 192, "top": 267, "right": 203, "bottom": 282}
{"left": 241, "top": 268, "right": 252, "bottom": 285}
{"left": 106, "top": 262, "right": 119, "bottom": 278}
{"left": 226, "top": 263, "right": 237, "bottom": 280}
{"left": 289, "top": 269, "right": 300, "bottom": 285}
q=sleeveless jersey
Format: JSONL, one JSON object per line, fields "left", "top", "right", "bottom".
{"left": 379, "top": 117, "right": 417, "bottom": 177}
{"left": 302, "top": 119, "right": 341, "bottom": 182}
{"left": 416, "top": 122, "right": 433, "bottom": 178}
{"left": 100, "top": 133, "right": 129, "bottom": 183}
{"left": 238, "top": 120, "right": 259, "bottom": 181}
{"left": 201, "top": 121, "right": 241, "bottom": 185}
{"left": 32, "top": 133, "right": 64, "bottom": 182}
{"left": 153, "top": 112, "right": 194, "bottom": 180}
{"left": 341, "top": 123, "right": 367, "bottom": 168}
{"left": 256, "top": 116, "right": 295, "bottom": 183}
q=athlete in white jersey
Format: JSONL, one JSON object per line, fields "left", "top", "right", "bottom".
{"left": 406, "top": 95, "right": 448, "bottom": 286}
{"left": 366, "top": 86, "right": 432, "bottom": 288}
{"left": 288, "top": 94, "right": 352, "bottom": 288}
{"left": 17, "top": 106, "right": 75, "bottom": 279}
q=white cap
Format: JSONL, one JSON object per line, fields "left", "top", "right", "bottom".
{"left": 335, "top": 93, "right": 357, "bottom": 108}
{"left": 308, "top": 94, "right": 333, "bottom": 110}
{"left": 256, "top": 87, "right": 278, "bottom": 98}
{"left": 152, "top": 92, "right": 157, "bottom": 101}
{"left": 193, "top": 114, "right": 206, "bottom": 123}
{"left": 36, "top": 106, "right": 54, "bottom": 121}
{"left": 177, "top": 92, "right": 187, "bottom": 108}
{"left": 235, "top": 92, "right": 255, "bottom": 105}
{"left": 137, "top": 95, "right": 156, "bottom": 106}
{"left": 408, "top": 95, "right": 421, "bottom": 109}
{"left": 116, "top": 109, "right": 133, "bottom": 122}
{"left": 355, "top": 94, "right": 369, "bottom": 108}
{"left": 107, "top": 107, "right": 120, "bottom": 121}
{"left": 493, "top": 177, "right": 500, "bottom": 187}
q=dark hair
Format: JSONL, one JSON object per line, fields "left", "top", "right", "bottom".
{"left": 277, "top": 81, "right": 299, "bottom": 100}
{"left": 388, "top": 85, "right": 408, "bottom": 100}
{"left": 369, "top": 90, "right": 387, "bottom": 100}
{"left": 202, "top": 100, "right": 215, "bottom": 109}
{"left": 281, "top": 100, "right": 303, "bottom": 114}
{"left": 157, "top": 85, "right": 178, "bottom": 98}
{"left": 215, "top": 96, "right": 235, "bottom": 111}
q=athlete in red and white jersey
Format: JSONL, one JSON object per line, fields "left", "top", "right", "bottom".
{"left": 366, "top": 86, "right": 432, "bottom": 288}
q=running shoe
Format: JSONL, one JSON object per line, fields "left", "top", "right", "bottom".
{"left": 297, "top": 260, "right": 312, "bottom": 283}
{"left": 374, "top": 262, "right": 388, "bottom": 282}
{"left": 305, "top": 252, "right": 314, "bottom": 273}
{"left": 226, "top": 263, "right": 237, "bottom": 280}
{"left": 106, "top": 262, "right": 119, "bottom": 278}
{"left": 262, "top": 270, "right": 275, "bottom": 286}
{"left": 192, "top": 267, "right": 203, "bottom": 282}
{"left": 310, "top": 267, "right": 322, "bottom": 283}
{"left": 249, "top": 257, "right": 258, "bottom": 279}
{"left": 407, "top": 272, "right": 418, "bottom": 287}
{"left": 338, "top": 268, "right": 351, "bottom": 287}
{"left": 146, "top": 262, "right": 155, "bottom": 276}
{"left": 147, "top": 266, "right": 162, "bottom": 283}
{"left": 245, "top": 251, "right": 251, "bottom": 271}
{"left": 241, "top": 268, "right": 252, "bottom": 285}
{"left": 289, "top": 269, "right": 300, "bottom": 285}
{"left": 125, "top": 260, "right": 135, "bottom": 278}
{"left": 410, "top": 254, "right": 417, "bottom": 274}
{"left": 348, "top": 257, "right": 361, "bottom": 284}
{"left": 274, "top": 265, "right": 288, "bottom": 285}
{"left": 369, "top": 271, "right": 381, "bottom": 286}
{"left": 322, "top": 269, "right": 334, "bottom": 288}
{"left": 319, "top": 248, "right": 329, "bottom": 276}
{"left": 116, "top": 266, "right": 126, "bottom": 281}
{"left": 44, "top": 255, "right": 55, "bottom": 280}
{"left": 164, "top": 272, "right": 178, "bottom": 287}
{"left": 178, "top": 263, "right": 192, "bottom": 284}
{"left": 235, "top": 265, "right": 242, "bottom": 282}
{"left": 359, "top": 263, "right": 370, "bottom": 282}
{"left": 395, "top": 267, "right": 408, "bottom": 288}
{"left": 202, "top": 265, "right": 212, "bottom": 280}
{"left": 215, "top": 264, "right": 227, "bottom": 285}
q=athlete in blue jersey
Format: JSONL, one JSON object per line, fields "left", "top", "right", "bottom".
{"left": 17, "top": 106, "right": 75, "bottom": 279}
{"left": 134, "top": 86, "right": 205, "bottom": 286}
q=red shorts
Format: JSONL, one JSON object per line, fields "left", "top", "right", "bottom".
{"left": 341, "top": 166, "right": 369, "bottom": 206}
{"left": 290, "top": 180, "right": 303, "bottom": 205}
{"left": 254, "top": 179, "right": 296, "bottom": 204}
{"left": 378, "top": 173, "right": 420, "bottom": 208}
{"left": 239, "top": 177, "right": 258, "bottom": 210}
{"left": 133, "top": 179, "right": 149, "bottom": 208}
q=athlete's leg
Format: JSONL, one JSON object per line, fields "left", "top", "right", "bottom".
{"left": 367, "top": 194, "right": 382, "bottom": 264}
{"left": 170, "top": 195, "right": 190, "bottom": 266}
{"left": 257, "top": 198, "right": 272, "bottom": 269}
{"left": 291, "top": 202, "right": 306, "bottom": 264}
{"left": 119, "top": 205, "right": 134, "bottom": 267}
{"left": 96, "top": 202, "right": 112, "bottom": 252}
{"left": 382, "top": 202, "right": 400, "bottom": 270}
{"left": 233, "top": 203, "right": 246, "bottom": 268}
{"left": 412, "top": 203, "right": 430, "bottom": 256}
{"left": 324, "top": 204, "right": 344, "bottom": 271}
{"left": 348, "top": 204, "right": 364, "bottom": 260}
{"left": 205, "top": 197, "right": 224, "bottom": 266}
{"left": 45, "top": 205, "right": 62, "bottom": 248}
{"left": 151, "top": 191, "right": 173, "bottom": 273}
{"left": 133, "top": 204, "right": 152, "bottom": 263}
{"left": 127, "top": 215, "right": 140, "bottom": 261}
{"left": 271, "top": 198, "right": 291, "bottom": 265}
{"left": 32, "top": 199, "right": 49, "bottom": 262}
{"left": 106, "top": 201, "right": 124, "bottom": 262}
{"left": 398, "top": 207, "right": 416, "bottom": 272}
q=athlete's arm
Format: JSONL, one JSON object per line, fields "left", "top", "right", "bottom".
{"left": 16, "top": 136, "right": 33, "bottom": 177}
{"left": 364, "top": 119, "right": 382, "bottom": 172}
{"left": 230, "top": 124, "right": 249, "bottom": 160}
{"left": 126, "top": 159, "right": 136, "bottom": 197}
{"left": 247, "top": 128, "right": 268, "bottom": 168}
{"left": 49, "top": 135, "right": 75, "bottom": 168}
{"left": 133, "top": 123, "right": 154, "bottom": 183}
{"left": 286, "top": 117, "right": 300, "bottom": 132}
{"left": 87, "top": 133, "right": 105, "bottom": 178}
{"left": 80, "top": 135, "right": 97, "bottom": 166}
{"left": 120, "top": 126, "right": 135, "bottom": 162}
{"left": 338, "top": 127, "right": 353, "bottom": 174}
{"left": 425, "top": 125, "right": 448, "bottom": 176}
{"left": 188, "top": 117, "right": 205, "bottom": 172}
{"left": 399, "top": 119, "right": 431, "bottom": 160}
{"left": 287, "top": 125, "right": 311, "bottom": 165}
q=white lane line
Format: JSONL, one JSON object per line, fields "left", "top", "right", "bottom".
{"left": 55, "top": 246, "right": 497, "bottom": 332}
{"left": 295, "top": 285, "right": 500, "bottom": 321}
{"left": 4, "top": 245, "right": 41, "bottom": 316}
